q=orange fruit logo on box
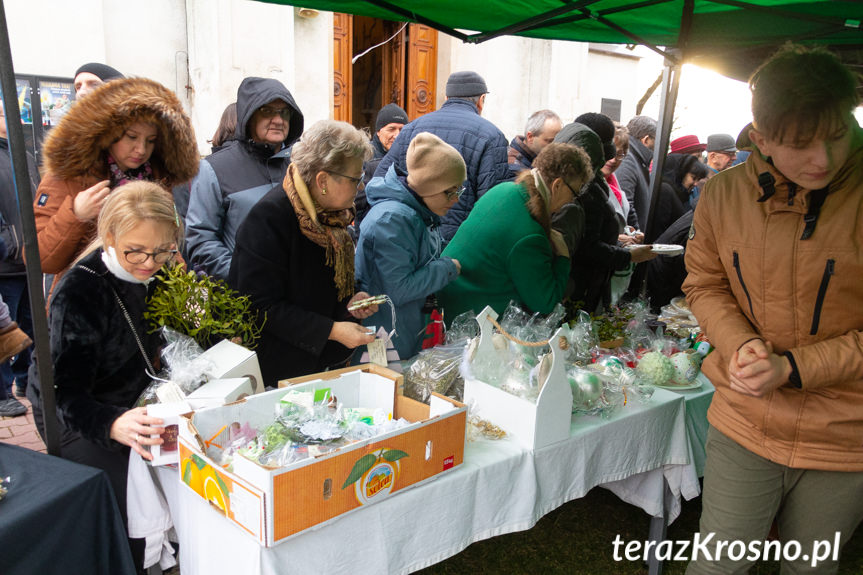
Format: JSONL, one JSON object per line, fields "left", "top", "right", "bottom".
{"left": 342, "top": 448, "right": 408, "bottom": 505}
{"left": 182, "top": 453, "right": 231, "bottom": 516}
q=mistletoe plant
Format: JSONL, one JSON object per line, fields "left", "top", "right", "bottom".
{"left": 144, "top": 263, "right": 265, "bottom": 349}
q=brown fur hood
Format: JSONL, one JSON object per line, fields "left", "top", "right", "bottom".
{"left": 41, "top": 77, "right": 199, "bottom": 187}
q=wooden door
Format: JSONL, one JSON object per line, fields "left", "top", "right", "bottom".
{"left": 381, "top": 23, "right": 406, "bottom": 109}
{"left": 333, "top": 13, "right": 353, "bottom": 123}
{"left": 405, "top": 24, "right": 437, "bottom": 119}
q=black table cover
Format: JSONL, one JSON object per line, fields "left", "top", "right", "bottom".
{"left": 0, "top": 443, "right": 135, "bottom": 575}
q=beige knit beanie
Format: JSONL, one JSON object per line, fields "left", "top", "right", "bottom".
{"left": 406, "top": 132, "right": 467, "bottom": 197}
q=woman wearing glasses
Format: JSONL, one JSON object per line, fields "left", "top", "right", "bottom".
{"left": 229, "top": 120, "right": 377, "bottom": 383}
{"left": 40, "top": 182, "right": 180, "bottom": 570}
{"left": 438, "top": 143, "right": 592, "bottom": 322}
{"left": 355, "top": 133, "right": 466, "bottom": 360}
{"left": 186, "top": 77, "right": 304, "bottom": 280}
{"left": 34, "top": 77, "right": 198, "bottom": 301}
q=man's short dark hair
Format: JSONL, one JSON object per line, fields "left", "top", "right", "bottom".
{"left": 750, "top": 44, "right": 860, "bottom": 145}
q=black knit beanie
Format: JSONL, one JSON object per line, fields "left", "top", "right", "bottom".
{"left": 74, "top": 63, "right": 125, "bottom": 82}
{"left": 375, "top": 103, "right": 409, "bottom": 132}
{"left": 575, "top": 112, "right": 616, "bottom": 162}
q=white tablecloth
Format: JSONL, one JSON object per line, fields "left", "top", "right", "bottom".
{"left": 136, "top": 387, "right": 701, "bottom": 575}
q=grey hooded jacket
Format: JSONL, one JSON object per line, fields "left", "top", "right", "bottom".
{"left": 185, "top": 77, "right": 303, "bottom": 279}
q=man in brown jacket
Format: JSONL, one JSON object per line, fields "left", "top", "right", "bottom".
{"left": 683, "top": 46, "right": 863, "bottom": 574}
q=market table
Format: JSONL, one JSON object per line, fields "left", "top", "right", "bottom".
{"left": 0, "top": 443, "right": 136, "bottom": 575}
{"left": 674, "top": 373, "right": 715, "bottom": 478}
{"left": 150, "top": 387, "right": 700, "bottom": 575}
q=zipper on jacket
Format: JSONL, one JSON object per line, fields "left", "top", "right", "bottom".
{"left": 733, "top": 251, "right": 755, "bottom": 319}
{"left": 810, "top": 258, "right": 834, "bottom": 335}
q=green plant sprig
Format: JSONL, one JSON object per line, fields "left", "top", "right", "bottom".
{"left": 144, "top": 263, "right": 265, "bottom": 349}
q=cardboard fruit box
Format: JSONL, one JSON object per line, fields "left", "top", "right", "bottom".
{"left": 178, "top": 364, "right": 466, "bottom": 546}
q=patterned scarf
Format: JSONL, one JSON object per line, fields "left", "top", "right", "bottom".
{"left": 283, "top": 163, "right": 356, "bottom": 300}
{"left": 107, "top": 154, "right": 154, "bottom": 188}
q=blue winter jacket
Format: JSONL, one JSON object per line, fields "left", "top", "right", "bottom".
{"left": 355, "top": 165, "right": 459, "bottom": 360}
{"left": 374, "top": 98, "right": 510, "bottom": 241}
{"left": 185, "top": 77, "right": 304, "bottom": 280}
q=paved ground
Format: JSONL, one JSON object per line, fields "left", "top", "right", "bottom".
{"left": 0, "top": 396, "right": 47, "bottom": 453}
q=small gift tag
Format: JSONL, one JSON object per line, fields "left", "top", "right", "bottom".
{"left": 155, "top": 381, "right": 186, "bottom": 404}
{"left": 367, "top": 338, "right": 388, "bottom": 367}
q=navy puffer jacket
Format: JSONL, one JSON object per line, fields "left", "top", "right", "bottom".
{"left": 374, "top": 98, "right": 510, "bottom": 240}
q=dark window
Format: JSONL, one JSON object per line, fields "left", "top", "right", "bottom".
{"left": 601, "top": 98, "right": 622, "bottom": 122}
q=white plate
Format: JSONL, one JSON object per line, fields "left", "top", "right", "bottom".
{"left": 651, "top": 244, "right": 685, "bottom": 256}
{"left": 654, "top": 379, "right": 703, "bottom": 391}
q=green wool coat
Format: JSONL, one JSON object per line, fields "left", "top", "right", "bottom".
{"left": 438, "top": 181, "right": 570, "bottom": 322}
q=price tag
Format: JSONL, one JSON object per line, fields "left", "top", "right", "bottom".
{"left": 367, "top": 339, "right": 388, "bottom": 367}
{"left": 155, "top": 381, "right": 186, "bottom": 404}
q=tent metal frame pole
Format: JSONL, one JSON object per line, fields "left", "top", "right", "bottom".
{"left": 469, "top": 0, "right": 599, "bottom": 44}
{"left": 367, "top": 0, "right": 470, "bottom": 41}
{"left": 0, "top": 0, "right": 60, "bottom": 455}
{"left": 644, "top": 59, "right": 682, "bottom": 244}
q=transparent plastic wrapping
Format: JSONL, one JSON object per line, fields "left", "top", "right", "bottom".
{"left": 136, "top": 327, "right": 219, "bottom": 407}
{"left": 159, "top": 327, "right": 215, "bottom": 393}
{"left": 232, "top": 393, "right": 410, "bottom": 469}
{"left": 404, "top": 344, "right": 465, "bottom": 404}
{"left": 446, "top": 310, "right": 479, "bottom": 346}
{"left": 465, "top": 301, "right": 565, "bottom": 402}
{"left": 464, "top": 399, "right": 507, "bottom": 441}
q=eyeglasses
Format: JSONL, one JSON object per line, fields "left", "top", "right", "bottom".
{"left": 325, "top": 170, "right": 364, "bottom": 190}
{"left": 440, "top": 185, "right": 465, "bottom": 201}
{"left": 257, "top": 106, "right": 292, "bottom": 121}
{"left": 615, "top": 152, "right": 627, "bottom": 160}
{"left": 563, "top": 181, "right": 578, "bottom": 197}
{"left": 123, "top": 249, "right": 178, "bottom": 265}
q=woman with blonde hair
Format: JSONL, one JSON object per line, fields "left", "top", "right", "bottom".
{"left": 438, "top": 142, "right": 592, "bottom": 320}
{"left": 229, "top": 120, "right": 378, "bottom": 383}
{"left": 34, "top": 77, "right": 198, "bottom": 298}
{"left": 31, "top": 181, "right": 181, "bottom": 570}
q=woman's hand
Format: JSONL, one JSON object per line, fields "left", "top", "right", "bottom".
{"left": 618, "top": 234, "right": 638, "bottom": 247}
{"left": 109, "top": 406, "right": 165, "bottom": 461}
{"left": 72, "top": 180, "right": 111, "bottom": 222}
{"left": 549, "top": 229, "right": 569, "bottom": 258}
{"left": 347, "top": 291, "right": 378, "bottom": 319}
{"left": 329, "top": 321, "right": 376, "bottom": 349}
{"left": 451, "top": 258, "right": 461, "bottom": 275}
{"left": 628, "top": 245, "right": 657, "bottom": 264}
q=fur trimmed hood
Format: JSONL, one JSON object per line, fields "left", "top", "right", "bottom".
{"left": 41, "top": 77, "right": 199, "bottom": 187}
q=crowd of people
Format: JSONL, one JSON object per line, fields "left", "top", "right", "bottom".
{"left": 1, "top": 43, "right": 861, "bottom": 573}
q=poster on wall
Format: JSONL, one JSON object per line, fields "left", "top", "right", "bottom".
{"left": 15, "top": 79, "right": 33, "bottom": 125}
{"left": 40, "top": 80, "right": 74, "bottom": 127}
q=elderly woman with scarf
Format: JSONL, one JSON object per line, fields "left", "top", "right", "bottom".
{"left": 437, "top": 143, "right": 592, "bottom": 321}
{"left": 553, "top": 121, "right": 655, "bottom": 312}
{"left": 229, "top": 120, "right": 377, "bottom": 384}
{"left": 34, "top": 77, "right": 199, "bottom": 299}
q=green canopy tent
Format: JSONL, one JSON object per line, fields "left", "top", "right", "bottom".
{"left": 258, "top": 0, "right": 863, "bottom": 243}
